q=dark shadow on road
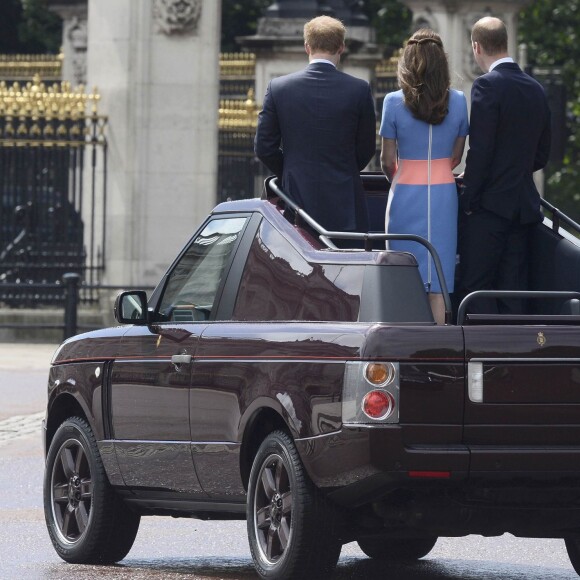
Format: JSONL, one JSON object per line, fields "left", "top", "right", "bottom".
{"left": 40, "top": 555, "right": 577, "bottom": 579}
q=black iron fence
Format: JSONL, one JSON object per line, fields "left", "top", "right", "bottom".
{"left": 0, "top": 274, "right": 155, "bottom": 341}
{"left": 0, "top": 78, "right": 107, "bottom": 307}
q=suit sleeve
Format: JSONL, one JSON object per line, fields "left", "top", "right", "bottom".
{"left": 254, "top": 81, "right": 284, "bottom": 177}
{"left": 463, "top": 77, "right": 498, "bottom": 212}
{"left": 355, "top": 83, "right": 377, "bottom": 171}
{"left": 533, "top": 98, "right": 551, "bottom": 171}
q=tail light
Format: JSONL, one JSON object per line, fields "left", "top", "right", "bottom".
{"left": 362, "top": 390, "right": 395, "bottom": 420}
{"left": 342, "top": 361, "right": 400, "bottom": 425}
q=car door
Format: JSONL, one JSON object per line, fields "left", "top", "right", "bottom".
{"left": 463, "top": 323, "right": 580, "bottom": 475}
{"left": 110, "top": 215, "right": 251, "bottom": 496}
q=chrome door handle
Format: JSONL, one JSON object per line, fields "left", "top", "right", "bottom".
{"left": 171, "top": 354, "right": 192, "bottom": 370}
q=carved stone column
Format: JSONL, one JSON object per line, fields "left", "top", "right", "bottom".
{"left": 399, "top": 0, "right": 533, "bottom": 171}
{"left": 400, "top": 1, "right": 532, "bottom": 94}
{"left": 46, "top": 0, "right": 88, "bottom": 85}
{"left": 87, "top": 0, "right": 220, "bottom": 287}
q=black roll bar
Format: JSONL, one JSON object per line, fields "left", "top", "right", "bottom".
{"left": 457, "top": 290, "right": 580, "bottom": 325}
{"left": 266, "top": 177, "right": 453, "bottom": 324}
{"left": 540, "top": 198, "right": 580, "bottom": 235}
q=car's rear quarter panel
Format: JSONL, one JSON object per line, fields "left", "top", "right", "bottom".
{"left": 190, "top": 322, "right": 367, "bottom": 497}
{"left": 297, "top": 325, "right": 468, "bottom": 494}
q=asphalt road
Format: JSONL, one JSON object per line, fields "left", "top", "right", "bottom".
{"left": 1, "top": 342, "right": 579, "bottom": 580}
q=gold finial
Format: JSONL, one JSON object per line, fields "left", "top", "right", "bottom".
{"left": 1, "top": 74, "right": 106, "bottom": 146}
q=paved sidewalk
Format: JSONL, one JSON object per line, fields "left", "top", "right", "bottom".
{"left": 0, "top": 342, "right": 59, "bottom": 445}
{"left": 0, "top": 342, "right": 59, "bottom": 372}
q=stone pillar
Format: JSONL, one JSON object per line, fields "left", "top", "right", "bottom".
{"left": 87, "top": 0, "right": 220, "bottom": 287}
{"left": 400, "top": 0, "right": 532, "bottom": 171}
{"left": 400, "top": 1, "right": 532, "bottom": 95}
{"left": 46, "top": 0, "right": 88, "bottom": 85}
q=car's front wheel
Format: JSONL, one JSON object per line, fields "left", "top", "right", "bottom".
{"left": 43, "top": 416, "right": 140, "bottom": 564}
{"left": 357, "top": 535, "right": 438, "bottom": 561}
{"left": 247, "top": 430, "right": 342, "bottom": 580}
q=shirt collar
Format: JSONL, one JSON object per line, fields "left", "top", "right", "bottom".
{"left": 309, "top": 58, "right": 336, "bottom": 68}
{"left": 489, "top": 57, "right": 514, "bottom": 71}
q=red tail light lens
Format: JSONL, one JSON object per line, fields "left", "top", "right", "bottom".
{"left": 362, "top": 389, "right": 395, "bottom": 420}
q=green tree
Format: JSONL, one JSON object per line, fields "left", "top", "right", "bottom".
{"left": 221, "top": 0, "right": 270, "bottom": 52}
{"left": 0, "top": 0, "right": 25, "bottom": 53}
{"left": 221, "top": 0, "right": 411, "bottom": 55}
{"left": 360, "top": 0, "right": 411, "bottom": 55}
{"left": 18, "top": 0, "right": 62, "bottom": 53}
{"left": 519, "top": 0, "right": 580, "bottom": 222}
{"left": 0, "top": 0, "right": 61, "bottom": 53}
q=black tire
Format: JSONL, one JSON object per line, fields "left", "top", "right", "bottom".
{"left": 357, "top": 535, "right": 438, "bottom": 561}
{"left": 43, "top": 416, "right": 140, "bottom": 564}
{"left": 565, "top": 535, "right": 580, "bottom": 575}
{"left": 247, "top": 430, "right": 342, "bottom": 580}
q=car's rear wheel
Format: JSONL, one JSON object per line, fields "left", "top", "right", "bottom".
{"left": 357, "top": 535, "right": 438, "bottom": 561}
{"left": 43, "top": 416, "right": 140, "bottom": 564}
{"left": 247, "top": 430, "right": 342, "bottom": 580}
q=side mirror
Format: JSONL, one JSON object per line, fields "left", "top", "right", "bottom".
{"left": 114, "top": 291, "right": 149, "bottom": 325}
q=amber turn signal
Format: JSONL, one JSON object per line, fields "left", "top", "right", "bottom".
{"left": 365, "top": 362, "right": 395, "bottom": 386}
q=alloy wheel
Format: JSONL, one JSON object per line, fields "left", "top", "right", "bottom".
{"left": 253, "top": 452, "right": 293, "bottom": 564}
{"left": 50, "top": 437, "right": 93, "bottom": 544}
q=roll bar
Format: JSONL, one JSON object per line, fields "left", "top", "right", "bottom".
{"left": 540, "top": 198, "right": 580, "bottom": 235}
{"left": 266, "top": 176, "right": 453, "bottom": 325}
{"left": 457, "top": 290, "right": 580, "bottom": 325}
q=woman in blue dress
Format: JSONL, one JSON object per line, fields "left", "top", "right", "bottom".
{"left": 380, "top": 29, "right": 469, "bottom": 324}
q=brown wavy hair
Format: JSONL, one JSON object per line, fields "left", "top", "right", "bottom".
{"left": 398, "top": 29, "right": 450, "bottom": 125}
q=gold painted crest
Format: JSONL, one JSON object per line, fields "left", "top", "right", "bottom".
{"left": 537, "top": 332, "right": 546, "bottom": 347}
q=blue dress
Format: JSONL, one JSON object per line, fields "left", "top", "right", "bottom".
{"left": 379, "top": 89, "right": 469, "bottom": 293}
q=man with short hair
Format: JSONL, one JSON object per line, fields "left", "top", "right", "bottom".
{"left": 458, "top": 16, "right": 551, "bottom": 314}
{"left": 254, "top": 15, "right": 376, "bottom": 234}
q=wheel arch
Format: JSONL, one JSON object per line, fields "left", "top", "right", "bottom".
{"left": 45, "top": 392, "right": 91, "bottom": 455}
{"left": 239, "top": 404, "right": 292, "bottom": 491}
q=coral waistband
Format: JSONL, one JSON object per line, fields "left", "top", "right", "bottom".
{"left": 395, "top": 158, "right": 455, "bottom": 186}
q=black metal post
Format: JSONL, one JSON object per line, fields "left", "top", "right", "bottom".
{"left": 63, "top": 272, "right": 81, "bottom": 340}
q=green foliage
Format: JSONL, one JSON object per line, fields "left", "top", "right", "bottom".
{"left": 220, "top": 0, "right": 412, "bottom": 56}
{"left": 360, "top": 0, "right": 412, "bottom": 55}
{"left": 0, "top": 0, "right": 25, "bottom": 53}
{"left": 519, "top": 0, "right": 580, "bottom": 222}
{"left": 0, "top": 0, "right": 61, "bottom": 53}
{"left": 18, "top": 0, "right": 62, "bottom": 53}
{"left": 221, "top": 0, "right": 271, "bottom": 52}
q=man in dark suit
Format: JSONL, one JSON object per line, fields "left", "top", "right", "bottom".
{"left": 458, "top": 16, "right": 551, "bottom": 314}
{"left": 254, "top": 15, "right": 376, "bottom": 234}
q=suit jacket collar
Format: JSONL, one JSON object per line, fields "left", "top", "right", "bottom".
{"left": 308, "top": 61, "right": 337, "bottom": 72}
{"left": 492, "top": 62, "right": 521, "bottom": 72}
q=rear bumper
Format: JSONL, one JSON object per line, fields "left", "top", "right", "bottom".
{"left": 296, "top": 426, "right": 580, "bottom": 507}
{"left": 295, "top": 425, "right": 468, "bottom": 503}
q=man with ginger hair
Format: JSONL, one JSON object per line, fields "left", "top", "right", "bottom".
{"left": 254, "top": 15, "right": 376, "bottom": 234}
{"left": 458, "top": 16, "right": 551, "bottom": 315}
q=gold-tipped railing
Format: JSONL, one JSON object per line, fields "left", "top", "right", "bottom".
{"left": 0, "top": 75, "right": 106, "bottom": 147}
{"left": 219, "top": 88, "right": 259, "bottom": 132}
{"left": 0, "top": 52, "right": 63, "bottom": 81}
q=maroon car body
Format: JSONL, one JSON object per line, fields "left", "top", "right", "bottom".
{"left": 43, "top": 175, "right": 580, "bottom": 578}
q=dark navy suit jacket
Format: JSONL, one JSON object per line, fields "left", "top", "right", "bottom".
{"left": 254, "top": 62, "right": 376, "bottom": 232}
{"left": 462, "top": 62, "right": 551, "bottom": 224}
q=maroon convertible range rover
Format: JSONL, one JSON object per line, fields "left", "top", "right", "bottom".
{"left": 43, "top": 174, "right": 580, "bottom": 579}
